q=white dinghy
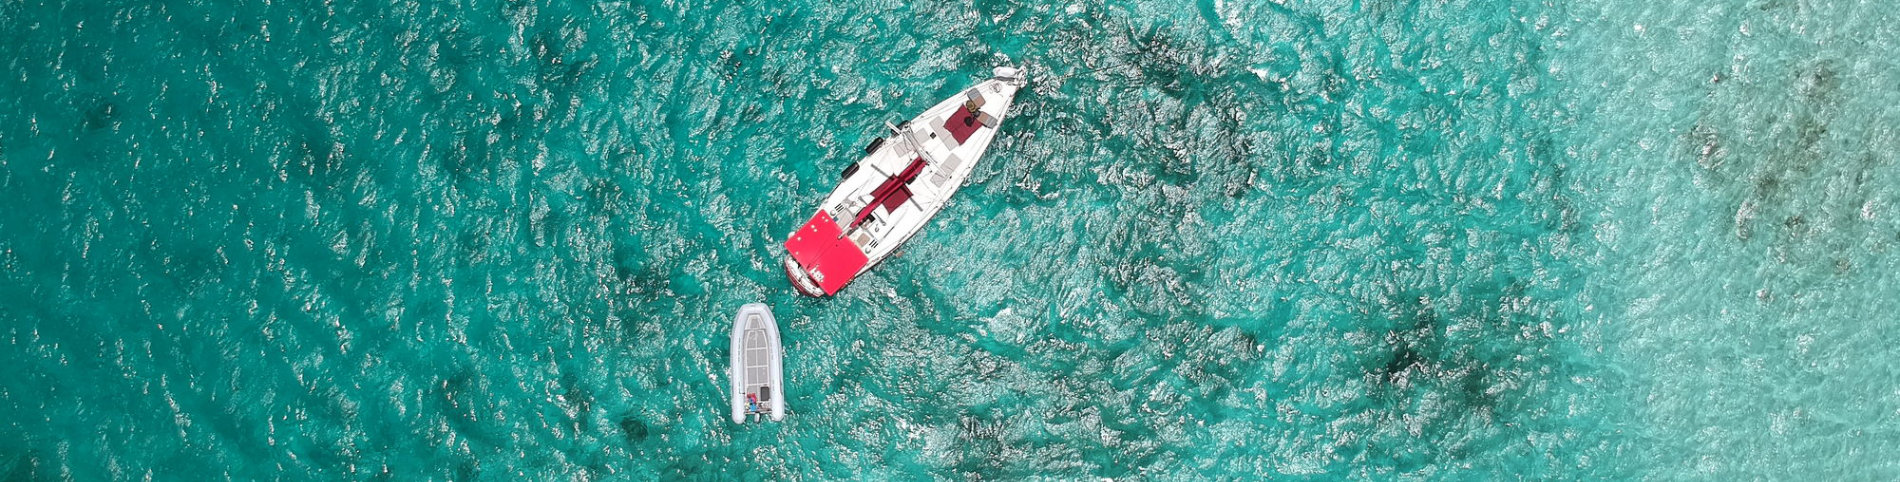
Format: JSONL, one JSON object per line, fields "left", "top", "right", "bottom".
{"left": 729, "top": 303, "right": 785, "bottom": 423}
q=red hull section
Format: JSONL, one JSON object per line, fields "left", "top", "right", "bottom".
{"left": 783, "top": 211, "right": 869, "bottom": 296}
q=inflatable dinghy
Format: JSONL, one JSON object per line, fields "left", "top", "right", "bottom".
{"left": 729, "top": 303, "right": 785, "bottom": 423}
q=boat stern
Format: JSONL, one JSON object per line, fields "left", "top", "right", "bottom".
{"left": 783, "top": 256, "right": 826, "bottom": 298}
{"left": 782, "top": 211, "right": 871, "bottom": 297}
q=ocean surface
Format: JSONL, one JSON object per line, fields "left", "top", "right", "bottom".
{"left": 3, "top": 0, "right": 1898, "bottom": 479}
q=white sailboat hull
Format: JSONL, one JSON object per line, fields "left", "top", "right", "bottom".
{"left": 783, "top": 67, "right": 1029, "bottom": 296}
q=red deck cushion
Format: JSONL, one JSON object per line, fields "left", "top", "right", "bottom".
{"left": 944, "top": 106, "right": 984, "bottom": 143}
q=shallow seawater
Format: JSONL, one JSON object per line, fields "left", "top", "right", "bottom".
{"left": 2, "top": 0, "right": 1897, "bottom": 479}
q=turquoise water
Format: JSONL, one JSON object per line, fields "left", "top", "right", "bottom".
{"left": 4, "top": 0, "right": 1898, "bottom": 478}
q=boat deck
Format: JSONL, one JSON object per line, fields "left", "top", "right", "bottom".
{"left": 782, "top": 68, "right": 1025, "bottom": 296}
